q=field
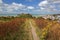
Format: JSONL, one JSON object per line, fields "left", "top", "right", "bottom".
{"left": 34, "top": 18, "right": 60, "bottom": 40}
{"left": 0, "top": 15, "right": 60, "bottom": 40}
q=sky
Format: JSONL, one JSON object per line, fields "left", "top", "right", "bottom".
{"left": 0, "top": 0, "right": 60, "bottom": 14}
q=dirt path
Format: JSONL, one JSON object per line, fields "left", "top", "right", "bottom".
{"left": 29, "top": 20, "right": 39, "bottom": 40}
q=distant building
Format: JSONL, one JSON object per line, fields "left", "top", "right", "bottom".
{"left": 42, "top": 15, "right": 55, "bottom": 20}
{"left": 42, "top": 14, "right": 60, "bottom": 20}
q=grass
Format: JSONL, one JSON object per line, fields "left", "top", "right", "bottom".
{"left": 0, "top": 17, "right": 60, "bottom": 40}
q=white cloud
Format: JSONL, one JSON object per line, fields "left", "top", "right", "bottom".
{"left": 0, "top": 2, "right": 35, "bottom": 14}
{"left": 38, "top": 0, "right": 60, "bottom": 14}
{"left": 0, "top": 0, "right": 3, "bottom": 3}
{"left": 0, "top": 0, "right": 60, "bottom": 14}
{"left": 10, "top": 2, "right": 26, "bottom": 10}
{"left": 12, "top": 2, "right": 25, "bottom": 7}
{"left": 27, "top": 6, "right": 34, "bottom": 9}
{"left": 38, "top": 1, "right": 48, "bottom": 7}
{"left": 40, "top": 7, "right": 45, "bottom": 10}
{"left": 38, "top": 0, "right": 49, "bottom": 10}
{"left": 0, "top": 2, "right": 26, "bottom": 13}
{"left": 47, "top": 0, "right": 60, "bottom": 3}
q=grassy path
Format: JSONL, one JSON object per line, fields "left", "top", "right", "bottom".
{"left": 28, "top": 19, "right": 39, "bottom": 40}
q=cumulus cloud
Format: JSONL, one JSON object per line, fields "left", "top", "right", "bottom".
{"left": 0, "top": 0, "right": 60, "bottom": 14}
{"left": 0, "top": 2, "right": 27, "bottom": 13}
{"left": 47, "top": 0, "right": 60, "bottom": 3}
{"left": 8, "top": 2, "right": 26, "bottom": 10}
{"left": 38, "top": 1, "right": 48, "bottom": 7}
{"left": 0, "top": 0, "right": 3, "bottom": 3}
{"left": 38, "top": 0, "right": 60, "bottom": 14}
{"left": 38, "top": 0, "right": 49, "bottom": 10}
{"left": 0, "top": 1, "right": 35, "bottom": 14}
{"left": 0, "top": 0, "right": 26, "bottom": 14}
{"left": 27, "top": 6, "right": 34, "bottom": 9}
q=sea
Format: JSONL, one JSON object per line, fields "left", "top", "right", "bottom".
{"left": 0, "top": 14, "right": 17, "bottom": 17}
{"left": 0, "top": 14, "right": 47, "bottom": 17}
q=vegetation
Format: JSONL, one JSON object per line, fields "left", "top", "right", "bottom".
{"left": 17, "top": 13, "right": 33, "bottom": 18}
{"left": 0, "top": 14, "right": 60, "bottom": 40}
{"left": 34, "top": 18, "right": 60, "bottom": 40}
{"left": 0, "top": 18, "right": 26, "bottom": 40}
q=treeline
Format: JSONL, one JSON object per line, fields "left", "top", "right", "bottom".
{"left": 0, "top": 13, "right": 34, "bottom": 21}
{"left": 0, "top": 13, "right": 59, "bottom": 21}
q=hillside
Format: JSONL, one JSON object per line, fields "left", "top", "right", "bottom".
{"left": 0, "top": 17, "right": 60, "bottom": 40}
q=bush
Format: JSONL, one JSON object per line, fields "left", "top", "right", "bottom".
{"left": 0, "top": 18, "right": 25, "bottom": 40}
{"left": 17, "top": 13, "right": 33, "bottom": 18}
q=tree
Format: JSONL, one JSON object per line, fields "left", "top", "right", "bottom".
{"left": 17, "top": 13, "right": 33, "bottom": 18}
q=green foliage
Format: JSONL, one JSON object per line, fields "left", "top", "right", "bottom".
{"left": 47, "top": 18, "right": 52, "bottom": 20}
{"left": 37, "top": 17, "right": 44, "bottom": 19}
{"left": 17, "top": 13, "right": 33, "bottom": 18}
{"left": 0, "top": 16, "right": 15, "bottom": 21}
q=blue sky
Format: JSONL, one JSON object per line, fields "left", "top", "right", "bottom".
{"left": 3, "top": 0, "right": 43, "bottom": 6}
{"left": 0, "top": 0, "right": 60, "bottom": 14}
